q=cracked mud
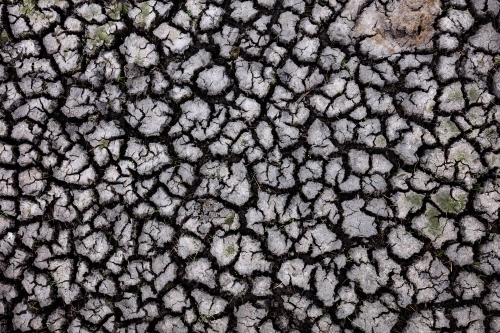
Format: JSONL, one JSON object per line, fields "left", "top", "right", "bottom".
{"left": 0, "top": 0, "right": 499, "bottom": 332}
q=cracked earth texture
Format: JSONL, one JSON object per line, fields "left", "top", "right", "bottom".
{"left": 0, "top": 0, "right": 499, "bottom": 332}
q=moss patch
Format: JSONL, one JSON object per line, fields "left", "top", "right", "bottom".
{"left": 453, "top": 151, "right": 468, "bottom": 162}
{"left": 224, "top": 243, "right": 236, "bottom": 256}
{"left": 230, "top": 46, "right": 240, "bottom": 59}
{"left": 108, "top": 2, "right": 129, "bottom": 20}
{"left": 484, "top": 127, "right": 498, "bottom": 140}
{"left": 0, "top": 30, "right": 9, "bottom": 43}
{"left": 92, "top": 26, "right": 112, "bottom": 45}
{"left": 426, "top": 206, "right": 441, "bottom": 236}
{"left": 20, "top": 0, "right": 36, "bottom": 16}
{"left": 468, "top": 88, "right": 480, "bottom": 103}
{"left": 448, "top": 89, "right": 464, "bottom": 103}
{"left": 374, "top": 135, "right": 387, "bottom": 147}
{"left": 406, "top": 193, "right": 425, "bottom": 209}
{"left": 444, "top": 119, "right": 460, "bottom": 133}
{"left": 433, "top": 191, "right": 466, "bottom": 214}
{"left": 98, "top": 139, "right": 110, "bottom": 149}
{"left": 138, "top": 2, "right": 151, "bottom": 27}
{"left": 224, "top": 210, "right": 235, "bottom": 226}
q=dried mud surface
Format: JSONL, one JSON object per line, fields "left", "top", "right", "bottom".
{"left": 0, "top": 0, "right": 500, "bottom": 332}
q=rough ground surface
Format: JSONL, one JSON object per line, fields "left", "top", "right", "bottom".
{"left": 0, "top": 0, "right": 499, "bottom": 332}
